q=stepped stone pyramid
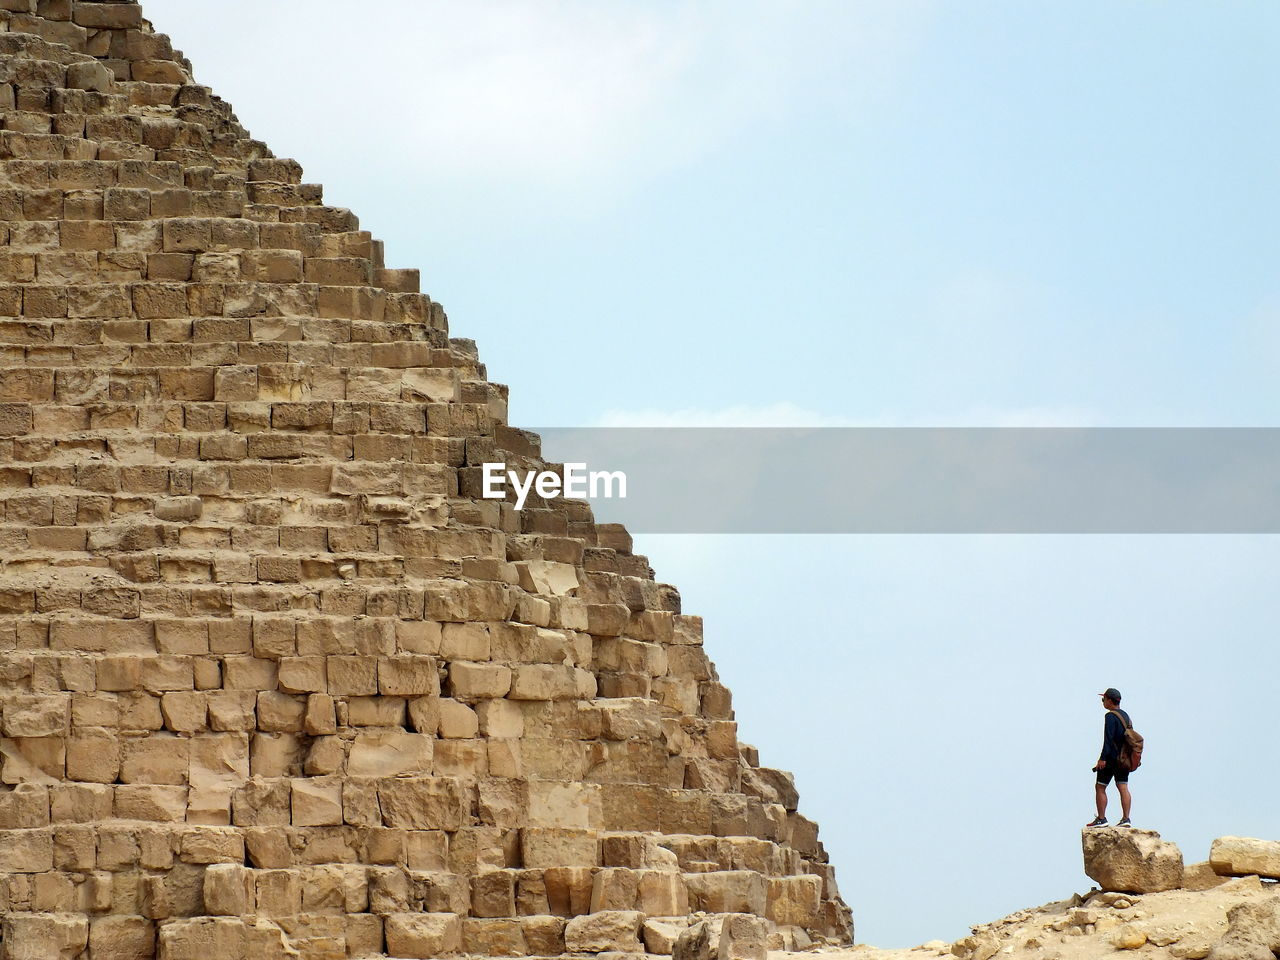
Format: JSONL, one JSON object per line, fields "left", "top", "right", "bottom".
{"left": 0, "top": 2, "right": 852, "bottom": 957}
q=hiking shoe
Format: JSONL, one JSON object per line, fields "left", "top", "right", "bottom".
{"left": 1085, "top": 816, "right": 1108, "bottom": 827}
{"left": 1116, "top": 818, "right": 1132, "bottom": 827}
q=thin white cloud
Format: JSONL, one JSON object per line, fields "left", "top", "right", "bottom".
{"left": 156, "top": 0, "right": 935, "bottom": 206}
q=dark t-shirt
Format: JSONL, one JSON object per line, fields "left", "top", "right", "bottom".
{"left": 1100, "top": 708, "right": 1131, "bottom": 764}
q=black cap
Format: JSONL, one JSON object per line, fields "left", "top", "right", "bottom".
{"left": 1100, "top": 687, "right": 1122, "bottom": 702}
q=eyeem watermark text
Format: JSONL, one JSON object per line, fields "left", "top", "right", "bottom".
{"left": 482, "top": 462, "right": 627, "bottom": 510}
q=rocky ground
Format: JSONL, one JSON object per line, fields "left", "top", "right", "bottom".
{"left": 795, "top": 871, "right": 1279, "bottom": 960}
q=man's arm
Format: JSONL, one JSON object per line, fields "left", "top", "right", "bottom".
{"left": 1099, "top": 712, "right": 1122, "bottom": 765}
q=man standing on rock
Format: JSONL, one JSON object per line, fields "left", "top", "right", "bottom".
{"left": 1087, "top": 687, "right": 1133, "bottom": 828}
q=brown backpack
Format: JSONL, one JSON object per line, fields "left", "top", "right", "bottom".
{"left": 1110, "top": 710, "right": 1144, "bottom": 771}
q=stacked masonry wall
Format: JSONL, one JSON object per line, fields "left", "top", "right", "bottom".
{"left": 0, "top": 2, "right": 853, "bottom": 958}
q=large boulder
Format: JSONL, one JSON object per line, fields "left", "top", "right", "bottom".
{"left": 1209, "top": 836, "right": 1280, "bottom": 880}
{"left": 1081, "top": 827, "right": 1184, "bottom": 893}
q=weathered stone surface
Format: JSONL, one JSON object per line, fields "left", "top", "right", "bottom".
{"left": 1082, "top": 827, "right": 1184, "bottom": 893}
{"left": 563, "top": 909, "right": 645, "bottom": 953}
{"left": 674, "top": 913, "right": 769, "bottom": 960}
{"left": 1207, "top": 896, "right": 1280, "bottom": 960}
{"left": 1210, "top": 836, "right": 1280, "bottom": 880}
{"left": 385, "top": 913, "right": 462, "bottom": 957}
{"left": 89, "top": 915, "right": 156, "bottom": 960}
{"left": 2, "top": 913, "right": 89, "bottom": 960}
{"left": 1183, "top": 860, "right": 1231, "bottom": 891}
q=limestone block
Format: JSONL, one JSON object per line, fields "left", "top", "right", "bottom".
{"left": 601, "top": 832, "right": 679, "bottom": 871}
{"left": 89, "top": 915, "right": 156, "bottom": 960}
{"left": 521, "top": 827, "right": 599, "bottom": 868}
{"left": 509, "top": 664, "right": 577, "bottom": 701}
{"left": 2, "top": 693, "right": 70, "bottom": 737}
{"left": 157, "top": 917, "right": 246, "bottom": 960}
{"left": 348, "top": 730, "right": 433, "bottom": 778}
{"left": 543, "top": 866, "right": 595, "bottom": 917}
{"left": 256, "top": 691, "right": 305, "bottom": 732}
{"left": 405, "top": 830, "right": 449, "bottom": 870}
{"left": 348, "top": 697, "right": 407, "bottom": 727}
{"left": 244, "top": 828, "right": 293, "bottom": 869}
{"left": 292, "top": 777, "right": 343, "bottom": 826}
{"left": 441, "top": 622, "right": 490, "bottom": 660}
{"left": 1209, "top": 836, "right": 1280, "bottom": 879}
{"left": 278, "top": 657, "right": 326, "bottom": 694}
{"left": 115, "top": 785, "right": 188, "bottom": 822}
{"left": 438, "top": 699, "right": 478, "bottom": 738}
{"left": 674, "top": 914, "right": 769, "bottom": 960}
{"left": 122, "top": 735, "right": 190, "bottom": 784}
{"left": 514, "top": 915, "right": 562, "bottom": 954}
{"left": 50, "top": 782, "right": 112, "bottom": 823}
{"left": 232, "top": 778, "right": 291, "bottom": 827}
{"left": 646, "top": 917, "right": 694, "bottom": 955}
{"left": 161, "top": 692, "right": 208, "bottom": 734}
{"left": 527, "top": 780, "right": 602, "bottom": 830}
{"left": 1, "top": 737, "right": 65, "bottom": 784}
{"left": 346, "top": 914, "right": 385, "bottom": 956}
{"left": 204, "top": 863, "right": 254, "bottom": 915}
{"left": 435, "top": 739, "right": 488, "bottom": 777}
{"left": 66, "top": 61, "right": 114, "bottom": 92}
{"left": 305, "top": 736, "right": 346, "bottom": 776}
{"left": 207, "top": 691, "right": 257, "bottom": 731}
{"left": 385, "top": 913, "right": 462, "bottom": 958}
{"left": 344, "top": 777, "right": 382, "bottom": 827}
{"left": 591, "top": 867, "right": 640, "bottom": 911}
{"left": 515, "top": 560, "right": 579, "bottom": 597}
{"left": 472, "top": 869, "right": 518, "bottom": 917}
{"left": 379, "top": 656, "right": 439, "bottom": 696}
{"left": 243, "top": 919, "right": 295, "bottom": 960}
{"left": 378, "top": 777, "right": 469, "bottom": 830}
{"left": 255, "top": 870, "right": 302, "bottom": 917}
{"left": 477, "top": 779, "right": 529, "bottom": 831}
{"left": 187, "top": 734, "right": 250, "bottom": 825}
{"left": 599, "top": 698, "right": 664, "bottom": 740}
{"left": 640, "top": 870, "right": 691, "bottom": 915}
{"left": 767, "top": 875, "right": 823, "bottom": 926}
{"left": 326, "top": 656, "right": 378, "bottom": 696}
{"left": 476, "top": 699, "right": 524, "bottom": 738}
{"left": 302, "top": 863, "right": 367, "bottom": 913}
{"left": 448, "top": 661, "right": 512, "bottom": 699}
{"left": 461, "top": 918, "right": 527, "bottom": 956}
{"left": 1082, "top": 827, "right": 1184, "bottom": 893}
{"left": 396, "top": 620, "right": 442, "bottom": 655}
{"left": 179, "top": 826, "right": 244, "bottom": 864}
{"left": 0, "top": 783, "right": 49, "bottom": 829}
{"left": 1, "top": 913, "right": 89, "bottom": 960}
{"left": 685, "top": 871, "right": 769, "bottom": 914}
{"left": 449, "top": 826, "right": 516, "bottom": 873}
{"left": 0, "top": 828, "right": 54, "bottom": 872}
{"left": 304, "top": 694, "right": 338, "bottom": 735}
{"left": 250, "top": 733, "right": 304, "bottom": 778}
{"left": 563, "top": 910, "right": 644, "bottom": 953}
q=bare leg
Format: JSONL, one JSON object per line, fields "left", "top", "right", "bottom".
{"left": 1118, "top": 783, "right": 1132, "bottom": 821}
{"left": 1095, "top": 782, "right": 1108, "bottom": 819}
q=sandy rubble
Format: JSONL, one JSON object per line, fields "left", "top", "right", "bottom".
{"left": 783, "top": 874, "right": 1279, "bottom": 960}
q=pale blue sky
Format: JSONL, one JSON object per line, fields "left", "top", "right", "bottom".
{"left": 161, "top": 1, "right": 1280, "bottom": 946}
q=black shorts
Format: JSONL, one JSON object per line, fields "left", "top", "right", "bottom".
{"left": 1096, "top": 761, "right": 1129, "bottom": 785}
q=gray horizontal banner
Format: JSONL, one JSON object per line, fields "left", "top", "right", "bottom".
{"left": 517, "top": 428, "right": 1280, "bottom": 533}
